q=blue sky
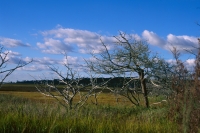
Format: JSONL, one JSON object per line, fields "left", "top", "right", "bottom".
{"left": 0, "top": 0, "right": 200, "bottom": 82}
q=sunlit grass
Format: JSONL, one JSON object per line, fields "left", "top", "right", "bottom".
{"left": 0, "top": 90, "right": 167, "bottom": 106}
{"left": 0, "top": 93, "right": 178, "bottom": 133}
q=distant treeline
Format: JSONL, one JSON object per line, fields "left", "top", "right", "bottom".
{"left": 14, "top": 77, "right": 140, "bottom": 88}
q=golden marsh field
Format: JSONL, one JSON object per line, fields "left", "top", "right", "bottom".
{"left": 0, "top": 84, "right": 178, "bottom": 133}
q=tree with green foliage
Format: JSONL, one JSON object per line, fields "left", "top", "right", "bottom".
{"left": 86, "top": 32, "right": 170, "bottom": 108}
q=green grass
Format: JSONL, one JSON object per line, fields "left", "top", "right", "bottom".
{"left": 0, "top": 93, "right": 178, "bottom": 133}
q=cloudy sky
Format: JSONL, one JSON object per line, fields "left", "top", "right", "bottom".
{"left": 0, "top": 0, "right": 200, "bottom": 82}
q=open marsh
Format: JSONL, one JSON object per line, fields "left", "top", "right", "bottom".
{"left": 0, "top": 84, "right": 178, "bottom": 132}
{"left": 0, "top": 94, "right": 178, "bottom": 133}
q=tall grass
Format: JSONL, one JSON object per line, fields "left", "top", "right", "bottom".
{"left": 168, "top": 46, "right": 200, "bottom": 133}
{"left": 0, "top": 94, "right": 177, "bottom": 133}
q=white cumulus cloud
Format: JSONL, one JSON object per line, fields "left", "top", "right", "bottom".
{"left": 166, "top": 34, "right": 198, "bottom": 52}
{"left": 142, "top": 30, "right": 198, "bottom": 53}
{"left": 0, "top": 37, "right": 30, "bottom": 47}
{"left": 142, "top": 30, "right": 166, "bottom": 46}
{"left": 19, "top": 65, "right": 49, "bottom": 71}
{"left": 37, "top": 27, "right": 116, "bottom": 54}
{"left": 37, "top": 38, "right": 74, "bottom": 54}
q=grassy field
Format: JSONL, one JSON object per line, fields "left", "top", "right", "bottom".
{"left": 0, "top": 84, "right": 166, "bottom": 106}
{"left": 0, "top": 84, "right": 178, "bottom": 133}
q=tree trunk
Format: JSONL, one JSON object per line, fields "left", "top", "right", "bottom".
{"left": 69, "top": 98, "right": 73, "bottom": 110}
{"left": 139, "top": 69, "right": 149, "bottom": 108}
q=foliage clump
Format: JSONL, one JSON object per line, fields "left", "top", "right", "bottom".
{"left": 168, "top": 42, "right": 200, "bottom": 133}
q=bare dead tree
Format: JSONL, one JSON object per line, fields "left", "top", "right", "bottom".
{"left": 0, "top": 45, "right": 32, "bottom": 88}
{"left": 34, "top": 55, "right": 111, "bottom": 110}
{"left": 86, "top": 32, "right": 171, "bottom": 108}
{"left": 106, "top": 72, "right": 141, "bottom": 106}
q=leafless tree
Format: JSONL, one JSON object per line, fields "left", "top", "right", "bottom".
{"left": 35, "top": 55, "right": 111, "bottom": 110}
{"left": 106, "top": 72, "right": 141, "bottom": 106}
{"left": 86, "top": 32, "right": 171, "bottom": 108}
{"left": 0, "top": 45, "right": 32, "bottom": 88}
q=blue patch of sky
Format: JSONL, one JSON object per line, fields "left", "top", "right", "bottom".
{"left": 0, "top": 0, "right": 200, "bottom": 81}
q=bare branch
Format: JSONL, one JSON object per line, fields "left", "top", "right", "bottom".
{"left": 35, "top": 55, "right": 110, "bottom": 110}
{"left": 86, "top": 32, "right": 171, "bottom": 108}
{"left": 0, "top": 45, "right": 32, "bottom": 87}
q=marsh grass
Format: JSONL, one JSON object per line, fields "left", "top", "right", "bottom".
{"left": 0, "top": 93, "right": 178, "bottom": 133}
{"left": 0, "top": 89, "right": 168, "bottom": 106}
